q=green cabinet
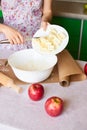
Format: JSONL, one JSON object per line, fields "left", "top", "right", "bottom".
{"left": 0, "top": 10, "right": 3, "bottom": 18}
{"left": 80, "top": 20, "right": 87, "bottom": 61}
{"left": 0, "top": 10, "right": 3, "bottom": 23}
{"left": 51, "top": 16, "right": 81, "bottom": 59}
{"left": 0, "top": 10, "right": 3, "bottom": 17}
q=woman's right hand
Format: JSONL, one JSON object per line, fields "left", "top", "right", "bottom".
{"left": 0, "top": 24, "right": 24, "bottom": 44}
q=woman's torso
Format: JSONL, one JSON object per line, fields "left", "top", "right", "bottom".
{"left": 0, "top": 0, "right": 42, "bottom": 51}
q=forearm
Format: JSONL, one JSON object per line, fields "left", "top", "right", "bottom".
{"left": 0, "top": 23, "right": 4, "bottom": 33}
{"left": 42, "top": 0, "right": 52, "bottom": 23}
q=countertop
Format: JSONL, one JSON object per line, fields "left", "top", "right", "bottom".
{"left": 0, "top": 49, "right": 87, "bottom": 130}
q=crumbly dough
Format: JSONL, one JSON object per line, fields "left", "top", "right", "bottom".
{"left": 32, "top": 28, "right": 66, "bottom": 53}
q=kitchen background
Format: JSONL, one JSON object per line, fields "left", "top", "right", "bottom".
{"left": 0, "top": 0, "right": 87, "bottom": 61}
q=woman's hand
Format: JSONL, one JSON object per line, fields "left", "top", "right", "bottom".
{"left": 0, "top": 24, "right": 24, "bottom": 44}
{"left": 41, "top": 11, "right": 52, "bottom": 30}
{"left": 41, "top": 21, "right": 49, "bottom": 30}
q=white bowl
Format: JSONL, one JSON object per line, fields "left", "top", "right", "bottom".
{"left": 32, "top": 24, "right": 69, "bottom": 55}
{"left": 8, "top": 49, "right": 57, "bottom": 83}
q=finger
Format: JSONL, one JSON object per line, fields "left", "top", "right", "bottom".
{"left": 14, "top": 36, "right": 23, "bottom": 44}
{"left": 41, "top": 22, "right": 48, "bottom": 31}
{"left": 10, "top": 34, "right": 24, "bottom": 44}
{"left": 11, "top": 40, "right": 16, "bottom": 44}
{"left": 5, "top": 35, "right": 14, "bottom": 44}
{"left": 10, "top": 37, "right": 19, "bottom": 44}
{"left": 17, "top": 34, "right": 24, "bottom": 44}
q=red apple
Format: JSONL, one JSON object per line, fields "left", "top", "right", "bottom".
{"left": 45, "top": 96, "right": 63, "bottom": 117}
{"left": 28, "top": 83, "right": 44, "bottom": 101}
{"left": 84, "top": 63, "right": 87, "bottom": 75}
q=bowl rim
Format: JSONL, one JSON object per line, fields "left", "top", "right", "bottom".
{"left": 8, "top": 49, "right": 58, "bottom": 72}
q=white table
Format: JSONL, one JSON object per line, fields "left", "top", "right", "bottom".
{"left": 0, "top": 49, "right": 87, "bottom": 130}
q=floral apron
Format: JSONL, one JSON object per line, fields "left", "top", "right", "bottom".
{"left": 0, "top": 0, "right": 42, "bottom": 51}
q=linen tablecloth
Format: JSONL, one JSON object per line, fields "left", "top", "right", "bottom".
{"left": 0, "top": 49, "right": 87, "bottom": 130}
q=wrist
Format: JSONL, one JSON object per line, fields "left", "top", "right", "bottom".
{"left": 42, "top": 11, "right": 52, "bottom": 23}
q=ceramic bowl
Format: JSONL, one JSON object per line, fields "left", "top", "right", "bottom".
{"left": 8, "top": 49, "right": 57, "bottom": 83}
{"left": 32, "top": 24, "right": 69, "bottom": 55}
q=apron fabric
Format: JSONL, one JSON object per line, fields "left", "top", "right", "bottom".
{"left": 0, "top": 0, "right": 42, "bottom": 51}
